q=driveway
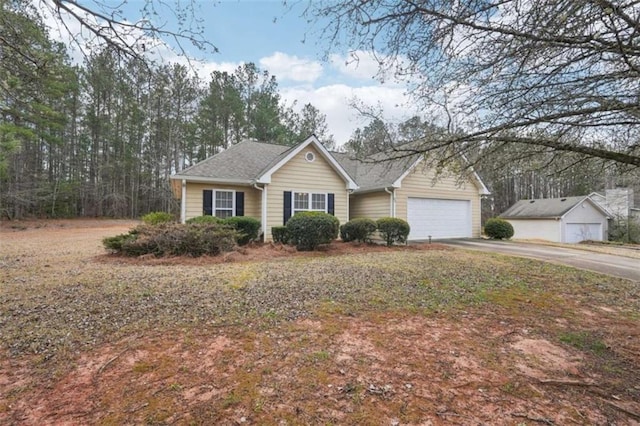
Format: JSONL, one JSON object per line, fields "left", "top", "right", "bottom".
{"left": 439, "top": 239, "right": 640, "bottom": 281}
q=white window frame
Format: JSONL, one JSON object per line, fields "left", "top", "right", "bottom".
{"left": 292, "top": 191, "right": 327, "bottom": 215}
{"left": 211, "top": 189, "right": 235, "bottom": 218}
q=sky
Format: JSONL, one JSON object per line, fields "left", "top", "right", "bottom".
{"left": 42, "top": 0, "right": 422, "bottom": 145}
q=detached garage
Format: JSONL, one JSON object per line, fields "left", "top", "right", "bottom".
{"left": 500, "top": 196, "right": 611, "bottom": 243}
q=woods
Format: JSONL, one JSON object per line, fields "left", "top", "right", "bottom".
{"left": 2, "top": 1, "right": 640, "bottom": 221}
{"left": 0, "top": 4, "right": 333, "bottom": 219}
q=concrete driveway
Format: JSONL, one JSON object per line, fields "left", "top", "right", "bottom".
{"left": 439, "top": 239, "right": 639, "bottom": 282}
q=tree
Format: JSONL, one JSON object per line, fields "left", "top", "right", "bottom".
{"left": 30, "top": 0, "right": 215, "bottom": 62}
{"left": 308, "top": 0, "right": 640, "bottom": 167}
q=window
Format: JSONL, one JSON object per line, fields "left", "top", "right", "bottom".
{"left": 293, "top": 192, "right": 326, "bottom": 214}
{"left": 214, "top": 191, "right": 234, "bottom": 218}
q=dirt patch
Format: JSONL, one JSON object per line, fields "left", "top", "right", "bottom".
{"left": 1, "top": 219, "right": 639, "bottom": 424}
{"left": 3, "top": 316, "right": 634, "bottom": 425}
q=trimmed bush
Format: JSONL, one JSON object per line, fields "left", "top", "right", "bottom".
{"left": 376, "top": 217, "right": 410, "bottom": 246}
{"left": 286, "top": 211, "right": 340, "bottom": 251}
{"left": 224, "top": 216, "right": 261, "bottom": 245}
{"left": 141, "top": 211, "right": 174, "bottom": 225}
{"left": 340, "top": 218, "right": 377, "bottom": 243}
{"left": 484, "top": 218, "right": 514, "bottom": 240}
{"left": 102, "top": 223, "right": 238, "bottom": 257}
{"left": 272, "top": 226, "right": 289, "bottom": 244}
{"left": 186, "top": 215, "right": 223, "bottom": 225}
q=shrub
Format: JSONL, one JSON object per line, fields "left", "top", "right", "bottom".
{"left": 484, "top": 218, "right": 514, "bottom": 240}
{"left": 340, "top": 218, "right": 377, "bottom": 243}
{"left": 102, "top": 233, "right": 137, "bottom": 252}
{"left": 286, "top": 211, "right": 339, "bottom": 251}
{"left": 102, "top": 223, "right": 238, "bottom": 257}
{"left": 141, "top": 211, "right": 175, "bottom": 225}
{"left": 608, "top": 216, "right": 640, "bottom": 244}
{"left": 224, "top": 216, "right": 261, "bottom": 245}
{"left": 186, "top": 215, "right": 223, "bottom": 225}
{"left": 376, "top": 217, "right": 410, "bottom": 246}
{"left": 272, "top": 226, "right": 289, "bottom": 244}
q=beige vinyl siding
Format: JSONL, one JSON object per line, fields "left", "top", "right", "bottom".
{"left": 350, "top": 191, "right": 391, "bottom": 221}
{"left": 395, "top": 166, "right": 483, "bottom": 238}
{"left": 266, "top": 145, "right": 349, "bottom": 241}
{"left": 184, "top": 183, "right": 261, "bottom": 221}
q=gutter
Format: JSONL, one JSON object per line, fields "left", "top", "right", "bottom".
{"left": 253, "top": 183, "right": 267, "bottom": 242}
{"left": 384, "top": 187, "right": 396, "bottom": 218}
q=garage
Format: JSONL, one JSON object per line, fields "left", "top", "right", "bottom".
{"left": 565, "top": 223, "right": 602, "bottom": 244}
{"left": 500, "top": 196, "right": 611, "bottom": 243}
{"left": 407, "top": 198, "right": 472, "bottom": 240}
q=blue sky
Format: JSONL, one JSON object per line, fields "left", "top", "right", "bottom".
{"left": 46, "top": 0, "right": 421, "bottom": 144}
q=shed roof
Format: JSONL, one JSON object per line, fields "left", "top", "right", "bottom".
{"left": 500, "top": 196, "right": 608, "bottom": 219}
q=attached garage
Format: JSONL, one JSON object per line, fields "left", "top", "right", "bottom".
{"left": 407, "top": 198, "right": 472, "bottom": 239}
{"left": 500, "top": 196, "right": 611, "bottom": 243}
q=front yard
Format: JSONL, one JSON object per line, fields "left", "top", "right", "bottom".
{"left": 1, "top": 220, "right": 639, "bottom": 424}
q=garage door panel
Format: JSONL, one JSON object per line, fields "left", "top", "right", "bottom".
{"left": 407, "top": 198, "right": 471, "bottom": 239}
{"left": 566, "top": 223, "right": 602, "bottom": 243}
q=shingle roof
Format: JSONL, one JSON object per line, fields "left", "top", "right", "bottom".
{"left": 500, "top": 196, "right": 592, "bottom": 219}
{"left": 175, "top": 140, "right": 291, "bottom": 183}
{"left": 332, "top": 151, "right": 420, "bottom": 192}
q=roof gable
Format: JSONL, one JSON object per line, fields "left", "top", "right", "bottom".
{"left": 500, "top": 196, "right": 611, "bottom": 219}
{"left": 256, "top": 135, "right": 358, "bottom": 190}
{"left": 333, "top": 150, "right": 490, "bottom": 195}
{"left": 171, "top": 136, "right": 358, "bottom": 190}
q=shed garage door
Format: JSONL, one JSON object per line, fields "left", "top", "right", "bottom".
{"left": 407, "top": 198, "right": 472, "bottom": 240}
{"left": 565, "top": 223, "right": 602, "bottom": 243}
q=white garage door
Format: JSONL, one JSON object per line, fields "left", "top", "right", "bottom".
{"left": 407, "top": 198, "right": 472, "bottom": 240}
{"left": 565, "top": 223, "right": 602, "bottom": 243}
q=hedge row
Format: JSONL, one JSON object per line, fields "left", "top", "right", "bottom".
{"left": 273, "top": 214, "right": 410, "bottom": 249}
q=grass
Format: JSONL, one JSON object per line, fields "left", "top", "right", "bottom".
{"left": 559, "top": 331, "right": 609, "bottom": 356}
{"left": 1, "top": 226, "right": 640, "bottom": 424}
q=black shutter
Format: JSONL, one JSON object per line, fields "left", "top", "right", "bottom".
{"left": 327, "top": 193, "right": 335, "bottom": 216}
{"left": 203, "top": 190, "right": 213, "bottom": 216}
{"left": 283, "top": 191, "right": 292, "bottom": 224}
{"left": 235, "top": 192, "right": 244, "bottom": 217}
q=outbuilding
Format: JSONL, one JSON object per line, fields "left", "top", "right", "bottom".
{"left": 500, "top": 196, "right": 611, "bottom": 243}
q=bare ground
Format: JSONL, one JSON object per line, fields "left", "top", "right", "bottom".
{"left": 1, "top": 219, "right": 639, "bottom": 425}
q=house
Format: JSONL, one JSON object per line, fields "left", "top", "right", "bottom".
{"left": 170, "top": 136, "right": 490, "bottom": 242}
{"left": 500, "top": 195, "right": 612, "bottom": 243}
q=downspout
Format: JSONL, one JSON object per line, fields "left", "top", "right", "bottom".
{"left": 253, "top": 183, "right": 267, "bottom": 242}
{"left": 180, "top": 179, "right": 187, "bottom": 224}
{"left": 384, "top": 187, "right": 396, "bottom": 218}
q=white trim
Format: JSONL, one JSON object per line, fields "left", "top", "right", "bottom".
{"left": 391, "top": 155, "right": 490, "bottom": 195}
{"left": 180, "top": 179, "right": 187, "bottom": 224}
{"left": 384, "top": 187, "right": 396, "bottom": 217}
{"left": 563, "top": 196, "right": 612, "bottom": 220}
{"left": 256, "top": 135, "right": 358, "bottom": 190}
{"left": 291, "top": 190, "right": 328, "bottom": 214}
{"left": 171, "top": 176, "right": 252, "bottom": 185}
{"left": 391, "top": 157, "right": 423, "bottom": 188}
{"left": 204, "top": 188, "right": 237, "bottom": 218}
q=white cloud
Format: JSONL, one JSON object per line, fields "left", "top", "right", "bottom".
{"left": 329, "top": 51, "right": 381, "bottom": 81}
{"left": 259, "top": 52, "right": 323, "bottom": 83}
{"left": 281, "top": 83, "right": 420, "bottom": 146}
